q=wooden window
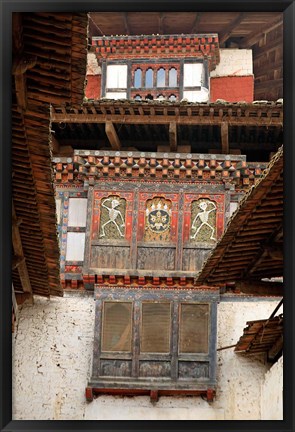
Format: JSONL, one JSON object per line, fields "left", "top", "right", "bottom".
{"left": 168, "top": 68, "right": 177, "bottom": 87}
{"left": 141, "top": 303, "right": 171, "bottom": 353}
{"left": 65, "top": 232, "right": 85, "bottom": 261}
{"left": 106, "top": 64, "right": 127, "bottom": 99}
{"left": 102, "top": 301, "right": 132, "bottom": 352}
{"left": 134, "top": 68, "right": 142, "bottom": 88}
{"left": 88, "top": 288, "right": 219, "bottom": 397}
{"left": 179, "top": 304, "right": 209, "bottom": 354}
{"left": 145, "top": 68, "right": 153, "bottom": 88}
{"left": 157, "top": 68, "right": 165, "bottom": 87}
{"left": 68, "top": 198, "right": 87, "bottom": 227}
{"left": 183, "top": 63, "right": 203, "bottom": 87}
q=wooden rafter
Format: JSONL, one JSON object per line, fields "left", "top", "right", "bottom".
{"left": 240, "top": 15, "right": 283, "bottom": 48}
{"left": 190, "top": 13, "right": 202, "bottom": 33}
{"left": 219, "top": 13, "right": 245, "bottom": 45}
{"left": 122, "top": 12, "right": 130, "bottom": 34}
{"left": 105, "top": 121, "right": 121, "bottom": 150}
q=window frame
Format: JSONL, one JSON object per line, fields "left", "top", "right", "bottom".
{"left": 90, "top": 287, "right": 219, "bottom": 392}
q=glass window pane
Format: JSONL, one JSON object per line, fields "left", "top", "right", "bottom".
{"left": 179, "top": 304, "right": 209, "bottom": 354}
{"left": 145, "top": 68, "right": 153, "bottom": 88}
{"left": 134, "top": 94, "right": 142, "bottom": 100}
{"left": 106, "top": 65, "right": 127, "bottom": 89}
{"left": 68, "top": 198, "right": 87, "bottom": 227}
{"left": 169, "top": 68, "right": 177, "bottom": 87}
{"left": 157, "top": 68, "right": 165, "bottom": 87}
{"left": 141, "top": 303, "right": 171, "bottom": 353}
{"left": 183, "top": 63, "right": 203, "bottom": 87}
{"left": 169, "top": 94, "right": 177, "bottom": 102}
{"left": 102, "top": 302, "right": 132, "bottom": 352}
{"left": 134, "top": 68, "right": 142, "bottom": 88}
{"left": 65, "top": 232, "right": 85, "bottom": 261}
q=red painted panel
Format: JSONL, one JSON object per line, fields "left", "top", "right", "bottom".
{"left": 210, "top": 76, "right": 254, "bottom": 103}
{"left": 92, "top": 191, "right": 134, "bottom": 241}
{"left": 85, "top": 74, "right": 101, "bottom": 100}
{"left": 183, "top": 194, "right": 225, "bottom": 242}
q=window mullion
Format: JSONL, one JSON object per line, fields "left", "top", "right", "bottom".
{"left": 132, "top": 300, "right": 141, "bottom": 378}
{"left": 171, "top": 301, "right": 179, "bottom": 380}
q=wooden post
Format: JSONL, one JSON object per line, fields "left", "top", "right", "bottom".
{"left": 169, "top": 122, "right": 177, "bottom": 152}
{"left": 221, "top": 121, "right": 229, "bottom": 154}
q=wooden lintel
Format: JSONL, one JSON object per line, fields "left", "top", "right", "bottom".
{"left": 105, "top": 121, "right": 121, "bottom": 150}
{"left": 236, "top": 280, "right": 283, "bottom": 297}
{"left": 240, "top": 15, "right": 283, "bottom": 48}
{"left": 169, "top": 122, "right": 177, "bottom": 152}
{"left": 12, "top": 203, "right": 33, "bottom": 295}
{"left": 51, "top": 113, "right": 281, "bottom": 127}
{"left": 219, "top": 13, "right": 245, "bottom": 45}
{"left": 221, "top": 122, "right": 229, "bottom": 154}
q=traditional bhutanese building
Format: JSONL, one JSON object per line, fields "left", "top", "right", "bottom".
{"left": 11, "top": 11, "right": 283, "bottom": 420}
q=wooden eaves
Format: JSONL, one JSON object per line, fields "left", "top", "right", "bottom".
{"left": 12, "top": 12, "right": 88, "bottom": 299}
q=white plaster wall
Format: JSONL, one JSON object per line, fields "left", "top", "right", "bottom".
{"left": 86, "top": 52, "right": 101, "bottom": 76}
{"left": 210, "top": 49, "right": 253, "bottom": 77}
{"left": 12, "top": 293, "right": 279, "bottom": 420}
{"left": 261, "top": 356, "right": 283, "bottom": 420}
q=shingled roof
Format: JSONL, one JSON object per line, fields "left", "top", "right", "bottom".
{"left": 12, "top": 13, "right": 88, "bottom": 299}
{"left": 195, "top": 145, "right": 283, "bottom": 296}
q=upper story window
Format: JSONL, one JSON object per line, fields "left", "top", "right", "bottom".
{"left": 134, "top": 68, "right": 142, "bottom": 88}
{"left": 156, "top": 68, "right": 166, "bottom": 87}
{"left": 145, "top": 68, "right": 154, "bottom": 88}
{"left": 106, "top": 64, "right": 127, "bottom": 99}
{"left": 168, "top": 68, "right": 177, "bottom": 87}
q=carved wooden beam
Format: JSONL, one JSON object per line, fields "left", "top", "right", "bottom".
{"left": 219, "top": 13, "right": 245, "bottom": 45}
{"left": 169, "top": 122, "right": 177, "bottom": 152}
{"left": 12, "top": 202, "right": 33, "bottom": 297}
{"left": 105, "top": 121, "right": 121, "bottom": 150}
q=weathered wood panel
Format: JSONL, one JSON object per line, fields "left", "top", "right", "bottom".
{"left": 182, "top": 247, "right": 212, "bottom": 272}
{"left": 100, "top": 360, "right": 132, "bottom": 377}
{"left": 137, "top": 246, "right": 176, "bottom": 270}
{"left": 178, "top": 361, "right": 209, "bottom": 379}
{"left": 91, "top": 245, "right": 130, "bottom": 269}
{"left": 139, "top": 361, "right": 171, "bottom": 378}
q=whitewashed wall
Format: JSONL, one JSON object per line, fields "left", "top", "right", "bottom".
{"left": 210, "top": 49, "right": 253, "bottom": 77}
{"left": 261, "top": 356, "right": 283, "bottom": 420}
{"left": 12, "top": 293, "right": 280, "bottom": 420}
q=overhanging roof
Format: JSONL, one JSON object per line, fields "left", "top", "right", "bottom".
{"left": 12, "top": 13, "right": 88, "bottom": 298}
{"left": 195, "top": 146, "right": 283, "bottom": 294}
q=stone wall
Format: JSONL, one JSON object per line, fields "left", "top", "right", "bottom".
{"left": 12, "top": 292, "right": 280, "bottom": 420}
